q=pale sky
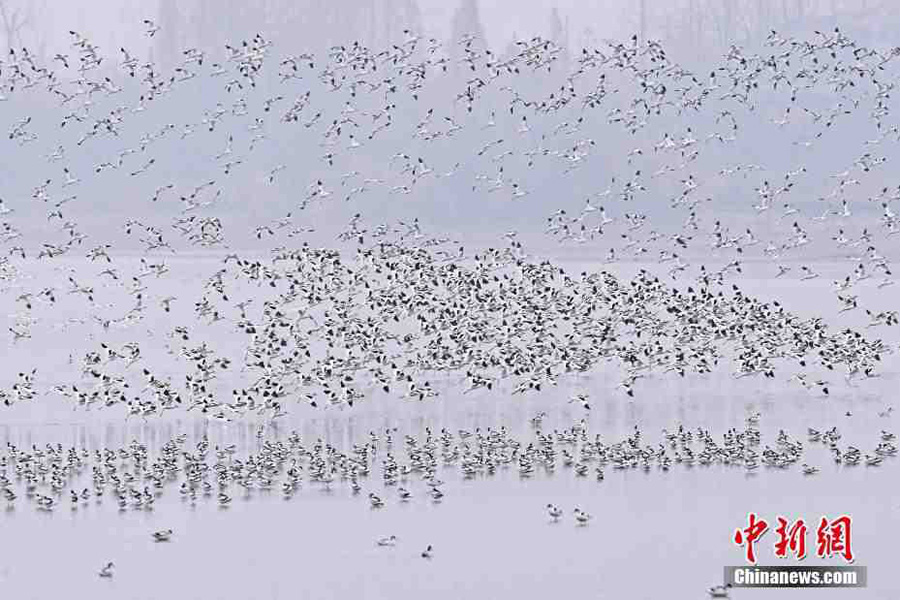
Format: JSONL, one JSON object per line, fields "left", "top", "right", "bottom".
{"left": 4, "top": 0, "right": 641, "bottom": 59}
{"left": 0, "top": 0, "right": 891, "bottom": 65}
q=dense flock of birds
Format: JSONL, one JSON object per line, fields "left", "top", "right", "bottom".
{"left": 1, "top": 18, "right": 899, "bottom": 594}
{"left": 2, "top": 414, "right": 896, "bottom": 578}
{"left": 2, "top": 245, "right": 893, "bottom": 420}
{"left": 0, "top": 24, "right": 898, "bottom": 413}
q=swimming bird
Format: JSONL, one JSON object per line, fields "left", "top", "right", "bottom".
{"left": 547, "top": 503, "right": 563, "bottom": 521}
{"left": 152, "top": 529, "right": 173, "bottom": 542}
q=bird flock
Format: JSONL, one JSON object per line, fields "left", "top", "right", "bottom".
{"left": 3, "top": 244, "right": 891, "bottom": 419}
{"left": 0, "top": 25, "right": 897, "bottom": 413}
{"left": 1, "top": 18, "right": 899, "bottom": 595}
{"left": 3, "top": 415, "right": 894, "bottom": 545}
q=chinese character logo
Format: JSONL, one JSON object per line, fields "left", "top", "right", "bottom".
{"left": 816, "top": 515, "right": 854, "bottom": 563}
{"left": 774, "top": 516, "right": 807, "bottom": 560}
{"left": 734, "top": 513, "right": 769, "bottom": 564}
{"left": 734, "top": 514, "right": 854, "bottom": 564}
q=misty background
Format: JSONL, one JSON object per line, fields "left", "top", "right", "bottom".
{"left": 1, "top": 0, "right": 898, "bottom": 65}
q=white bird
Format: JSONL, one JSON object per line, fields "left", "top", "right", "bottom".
{"left": 143, "top": 19, "right": 160, "bottom": 37}
{"left": 152, "top": 529, "right": 173, "bottom": 542}
{"left": 568, "top": 393, "right": 590, "bottom": 410}
{"left": 547, "top": 503, "right": 563, "bottom": 521}
{"left": 511, "top": 183, "right": 529, "bottom": 198}
{"left": 799, "top": 266, "right": 819, "bottom": 280}
{"left": 62, "top": 167, "right": 80, "bottom": 187}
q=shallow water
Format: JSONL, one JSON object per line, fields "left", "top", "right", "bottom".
{"left": 2, "top": 256, "right": 898, "bottom": 600}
